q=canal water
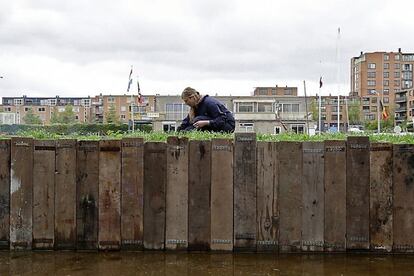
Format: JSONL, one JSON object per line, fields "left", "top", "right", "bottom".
{"left": 1, "top": 252, "right": 414, "bottom": 275}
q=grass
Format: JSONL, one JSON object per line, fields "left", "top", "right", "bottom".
{"left": 5, "top": 129, "right": 414, "bottom": 144}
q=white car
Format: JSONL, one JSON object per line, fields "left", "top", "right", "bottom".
{"left": 348, "top": 127, "right": 364, "bottom": 133}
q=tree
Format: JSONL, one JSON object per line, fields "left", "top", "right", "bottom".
{"left": 23, "top": 108, "right": 42, "bottom": 125}
{"left": 348, "top": 102, "right": 361, "bottom": 125}
{"left": 50, "top": 105, "right": 76, "bottom": 124}
{"left": 310, "top": 98, "right": 319, "bottom": 121}
{"left": 105, "top": 104, "right": 119, "bottom": 124}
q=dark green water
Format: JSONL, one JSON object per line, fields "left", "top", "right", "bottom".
{"left": 1, "top": 252, "right": 414, "bottom": 275}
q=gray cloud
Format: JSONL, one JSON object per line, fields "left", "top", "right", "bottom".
{"left": 0, "top": 0, "right": 413, "bottom": 97}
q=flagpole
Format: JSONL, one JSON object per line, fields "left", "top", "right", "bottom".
{"left": 318, "top": 86, "right": 322, "bottom": 135}
{"left": 303, "top": 80, "right": 309, "bottom": 135}
{"left": 336, "top": 27, "right": 341, "bottom": 132}
{"left": 127, "top": 65, "right": 134, "bottom": 132}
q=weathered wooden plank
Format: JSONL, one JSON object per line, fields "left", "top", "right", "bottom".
{"left": 143, "top": 142, "right": 166, "bottom": 250}
{"left": 211, "top": 139, "right": 233, "bottom": 251}
{"left": 234, "top": 133, "right": 257, "bottom": 252}
{"left": 121, "top": 138, "right": 144, "bottom": 250}
{"left": 33, "top": 140, "right": 56, "bottom": 250}
{"left": 76, "top": 140, "right": 99, "bottom": 250}
{"left": 346, "top": 136, "right": 370, "bottom": 250}
{"left": 278, "top": 141, "right": 302, "bottom": 252}
{"left": 256, "top": 141, "right": 278, "bottom": 252}
{"left": 98, "top": 140, "right": 121, "bottom": 250}
{"left": 0, "top": 139, "right": 10, "bottom": 250}
{"left": 393, "top": 144, "right": 414, "bottom": 253}
{"left": 324, "top": 140, "right": 346, "bottom": 252}
{"left": 165, "top": 137, "right": 188, "bottom": 250}
{"left": 188, "top": 140, "right": 211, "bottom": 251}
{"left": 10, "top": 137, "right": 33, "bottom": 250}
{"left": 302, "top": 142, "right": 324, "bottom": 252}
{"left": 370, "top": 142, "right": 393, "bottom": 252}
{"left": 55, "top": 139, "right": 77, "bottom": 250}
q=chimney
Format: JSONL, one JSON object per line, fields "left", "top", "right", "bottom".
{"left": 360, "top": 51, "right": 363, "bottom": 56}
{"left": 398, "top": 48, "right": 402, "bottom": 53}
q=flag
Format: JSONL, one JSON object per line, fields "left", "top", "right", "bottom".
{"left": 380, "top": 100, "right": 389, "bottom": 120}
{"left": 319, "top": 76, "right": 323, "bottom": 88}
{"left": 137, "top": 78, "right": 143, "bottom": 104}
{"left": 127, "top": 67, "right": 133, "bottom": 92}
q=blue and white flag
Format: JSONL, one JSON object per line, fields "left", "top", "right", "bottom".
{"left": 127, "top": 67, "right": 133, "bottom": 92}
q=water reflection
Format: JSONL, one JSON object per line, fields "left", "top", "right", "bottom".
{"left": 1, "top": 252, "right": 414, "bottom": 275}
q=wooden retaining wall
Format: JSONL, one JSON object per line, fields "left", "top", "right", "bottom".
{"left": 0, "top": 135, "right": 413, "bottom": 252}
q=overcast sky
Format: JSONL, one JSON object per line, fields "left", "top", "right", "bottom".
{"left": 1, "top": 0, "right": 413, "bottom": 98}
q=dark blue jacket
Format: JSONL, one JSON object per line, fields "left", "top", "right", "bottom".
{"left": 178, "top": 95, "right": 235, "bottom": 132}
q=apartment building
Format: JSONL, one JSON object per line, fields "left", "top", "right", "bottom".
{"left": 152, "top": 94, "right": 313, "bottom": 134}
{"left": 394, "top": 88, "right": 414, "bottom": 124}
{"left": 101, "top": 94, "right": 156, "bottom": 124}
{"left": 0, "top": 104, "right": 91, "bottom": 124}
{"left": 351, "top": 49, "right": 414, "bottom": 110}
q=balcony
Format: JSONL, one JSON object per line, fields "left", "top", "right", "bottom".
{"left": 395, "top": 107, "right": 407, "bottom": 113}
{"left": 395, "top": 96, "right": 407, "bottom": 103}
{"left": 234, "top": 113, "right": 277, "bottom": 121}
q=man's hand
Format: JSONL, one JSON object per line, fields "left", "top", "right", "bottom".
{"left": 193, "top": 120, "right": 210, "bottom": 129}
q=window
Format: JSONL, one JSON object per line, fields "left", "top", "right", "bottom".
{"left": 331, "top": 115, "right": 343, "bottom": 120}
{"left": 383, "top": 80, "right": 389, "bottom": 86}
{"left": 290, "top": 124, "right": 304, "bottom": 134}
{"left": 4, "top": 107, "right": 11, "bottom": 112}
{"left": 395, "top": 54, "right": 400, "bottom": 61}
{"left": 75, "top": 115, "right": 79, "bottom": 120}
{"left": 368, "top": 63, "right": 376, "bottom": 69}
{"left": 120, "top": 115, "right": 126, "bottom": 119}
{"left": 282, "top": 103, "right": 299, "bottom": 113}
{"left": 371, "top": 97, "right": 377, "bottom": 104}
{"left": 365, "top": 114, "right": 375, "bottom": 120}
{"left": 402, "top": 81, "right": 413, "bottom": 89}
{"left": 107, "top": 97, "right": 115, "bottom": 103}
{"left": 258, "top": 89, "right": 268, "bottom": 95}
{"left": 384, "top": 54, "right": 389, "bottom": 61}
{"left": 38, "top": 107, "right": 45, "bottom": 112}
{"left": 383, "top": 72, "right": 389, "bottom": 78}
{"left": 368, "top": 72, "right": 376, "bottom": 78}
{"left": 384, "top": 63, "right": 389, "bottom": 69}
{"left": 384, "top": 97, "right": 389, "bottom": 103}
{"left": 121, "top": 106, "right": 126, "bottom": 112}
{"left": 394, "top": 80, "right": 400, "bottom": 86}
{"left": 367, "top": 89, "right": 376, "bottom": 95}
{"left": 237, "top": 102, "right": 254, "bottom": 112}
{"left": 24, "top": 107, "right": 30, "bottom": 112}
{"left": 371, "top": 106, "right": 377, "bottom": 112}
{"left": 402, "top": 71, "right": 413, "bottom": 80}
{"left": 14, "top": 99, "right": 23, "bottom": 105}
{"left": 274, "top": 126, "right": 281, "bottom": 134}
{"left": 403, "top": 64, "right": 413, "bottom": 71}
{"left": 363, "top": 106, "right": 370, "bottom": 112}
{"left": 81, "top": 99, "right": 91, "bottom": 107}
{"left": 271, "top": 89, "right": 277, "bottom": 95}
{"left": 368, "top": 80, "right": 376, "bottom": 86}
{"left": 383, "top": 89, "right": 389, "bottom": 95}
{"left": 162, "top": 122, "right": 176, "bottom": 132}
{"left": 239, "top": 123, "right": 254, "bottom": 132}
{"left": 257, "top": 103, "right": 273, "bottom": 112}
{"left": 402, "top": 55, "right": 414, "bottom": 61}
{"left": 395, "top": 63, "right": 401, "bottom": 69}
{"left": 165, "top": 103, "right": 189, "bottom": 121}
{"left": 284, "top": 89, "right": 293, "bottom": 95}
{"left": 394, "top": 72, "right": 401, "bottom": 78}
